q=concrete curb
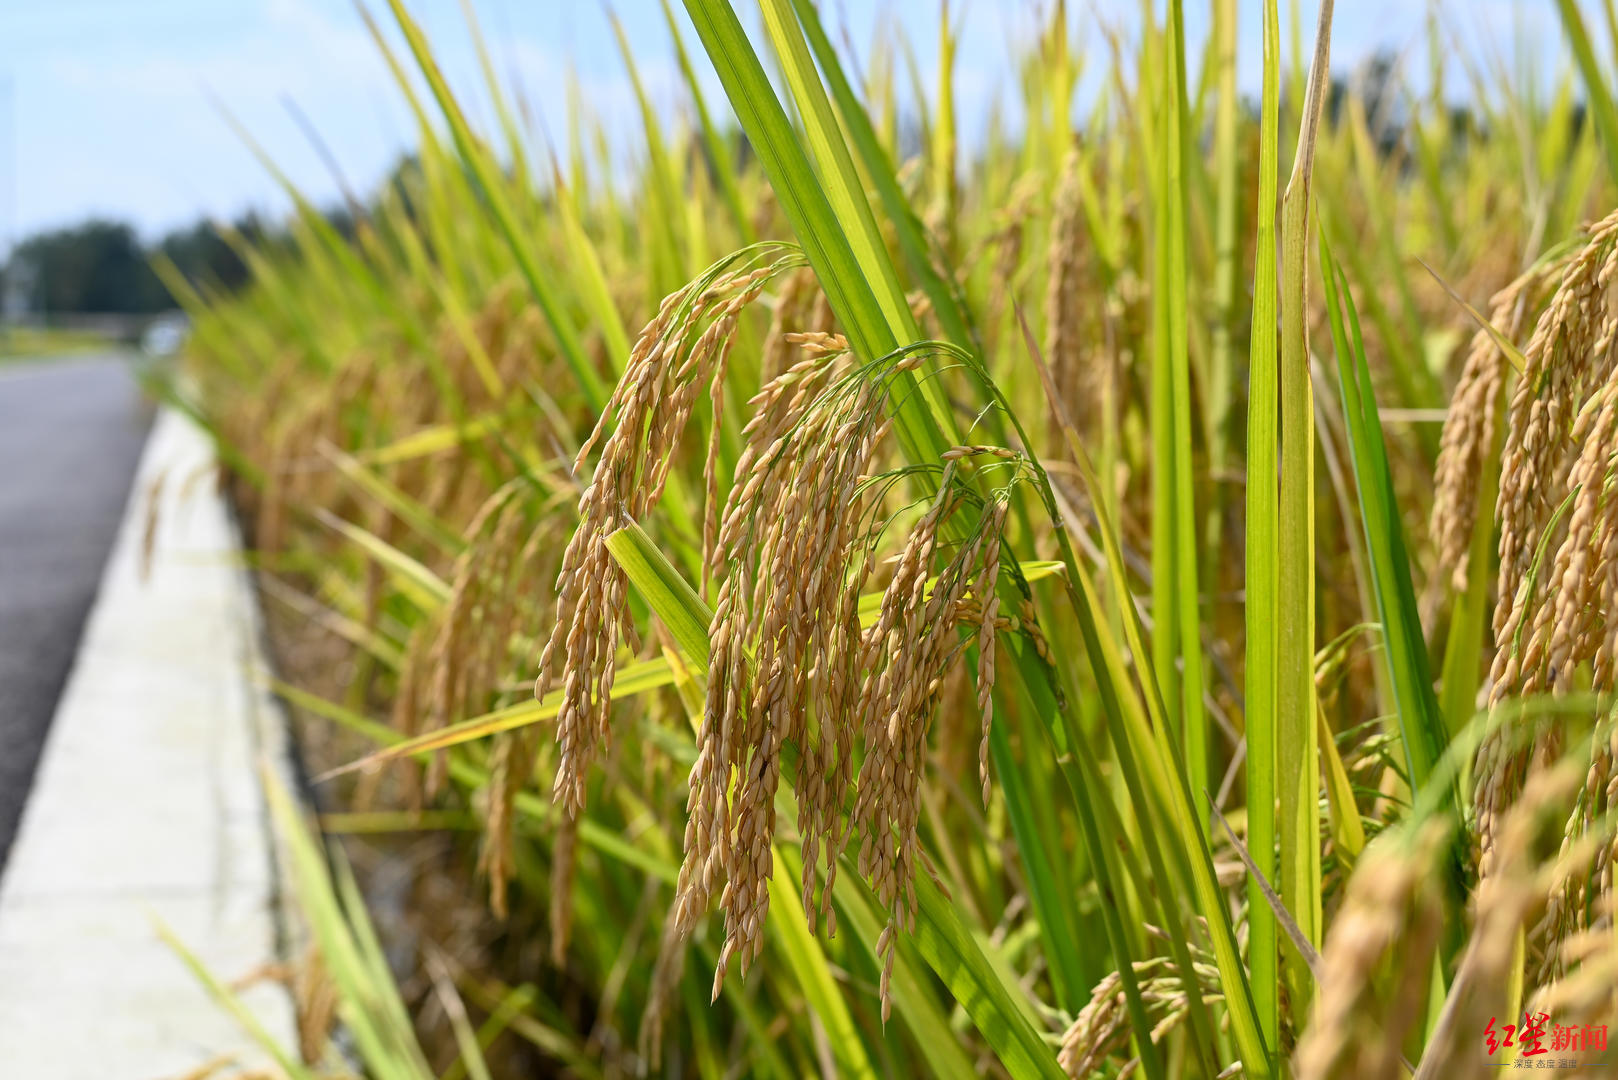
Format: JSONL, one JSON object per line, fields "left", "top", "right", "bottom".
{"left": 0, "top": 406, "right": 300, "bottom": 1076}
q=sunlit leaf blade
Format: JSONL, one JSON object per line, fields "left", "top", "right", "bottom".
{"left": 1319, "top": 238, "right": 1449, "bottom": 797}
{"left": 1244, "top": 0, "right": 1284, "bottom": 1053}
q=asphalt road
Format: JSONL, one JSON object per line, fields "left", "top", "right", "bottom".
{"left": 0, "top": 356, "right": 152, "bottom": 870}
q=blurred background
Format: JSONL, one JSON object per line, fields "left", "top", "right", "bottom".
{"left": 0, "top": 0, "right": 1551, "bottom": 350}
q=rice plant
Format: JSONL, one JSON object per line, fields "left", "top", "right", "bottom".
{"left": 164, "top": 0, "right": 1618, "bottom": 1076}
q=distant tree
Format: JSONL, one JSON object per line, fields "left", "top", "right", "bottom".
{"left": 0, "top": 204, "right": 348, "bottom": 317}
{"left": 155, "top": 216, "right": 260, "bottom": 295}
{"left": 7, "top": 220, "right": 167, "bottom": 314}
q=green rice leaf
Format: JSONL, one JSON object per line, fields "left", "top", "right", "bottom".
{"left": 1318, "top": 236, "right": 1450, "bottom": 799}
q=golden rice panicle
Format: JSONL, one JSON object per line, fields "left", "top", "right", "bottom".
{"left": 473, "top": 275, "right": 519, "bottom": 354}
{"left": 1538, "top": 720, "right": 1618, "bottom": 983}
{"left": 1421, "top": 760, "right": 1584, "bottom": 1078}
{"left": 1430, "top": 273, "right": 1539, "bottom": 592}
{"left": 1515, "top": 356, "right": 1618, "bottom": 703}
{"left": 639, "top": 915, "right": 689, "bottom": 1070}
{"left": 382, "top": 484, "right": 515, "bottom": 811}
{"left": 788, "top": 398, "right": 874, "bottom": 929}
{"left": 680, "top": 348, "right": 886, "bottom": 994}
{"left": 1531, "top": 893, "right": 1618, "bottom": 1028}
{"left": 1491, "top": 209, "right": 1618, "bottom": 680}
{"left": 536, "top": 262, "right": 779, "bottom": 823}
{"left": 1044, "top": 149, "right": 1086, "bottom": 437}
{"left": 530, "top": 259, "right": 790, "bottom": 960}
{"left": 1293, "top": 820, "right": 1447, "bottom": 1080}
{"left": 1475, "top": 719, "right": 1567, "bottom": 883}
{"left": 1059, "top": 931, "right": 1217, "bottom": 1080}
{"left": 1505, "top": 762, "right": 1618, "bottom": 1056}
{"left": 479, "top": 731, "right": 520, "bottom": 918}
{"left": 759, "top": 265, "right": 818, "bottom": 383}
{"left": 549, "top": 812, "right": 578, "bottom": 965}
{"left": 424, "top": 485, "right": 521, "bottom": 798}
{"left": 851, "top": 486, "right": 1007, "bottom": 1018}
{"left": 595, "top": 322, "right": 1010, "bottom": 1009}
{"left": 974, "top": 500, "right": 1007, "bottom": 805}
{"left": 1059, "top": 967, "right": 1136, "bottom": 1079}
{"left": 289, "top": 940, "right": 338, "bottom": 1067}
{"left": 464, "top": 503, "right": 548, "bottom": 917}
{"left": 850, "top": 492, "right": 954, "bottom": 923}
{"left": 1477, "top": 210, "right": 1618, "bottom": 876}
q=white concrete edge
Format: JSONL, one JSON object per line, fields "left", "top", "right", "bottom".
{"left": 0, "top": 404, "right": 302, "bottom": 1077}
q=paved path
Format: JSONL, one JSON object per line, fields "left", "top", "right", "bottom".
{"left": 0, "top": 402, "right": 299, "bottom": 1074}
{"left": 0, "top": 356, "right": 152, "bottom": 869}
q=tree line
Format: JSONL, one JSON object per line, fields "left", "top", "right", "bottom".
{"left": 0, "top": 61, "right": 1553, "bottom": 320}
{"left": 0, "top": 191, "right": 371, "bottom": 317}
{"left": 0, "top": 213, "right": 321, "bottom": 316}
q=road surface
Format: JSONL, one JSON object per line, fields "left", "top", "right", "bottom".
{"left": 0, "top": 355, "right": 151, "bottom": 869}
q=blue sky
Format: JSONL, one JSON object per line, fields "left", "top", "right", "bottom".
{"left": 0, "top": 0, "right": 1554, "bottom": 248}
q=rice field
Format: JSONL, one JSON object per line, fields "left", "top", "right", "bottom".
{"left": 164, "top": 0, "right": 1618, "bottom": 1076}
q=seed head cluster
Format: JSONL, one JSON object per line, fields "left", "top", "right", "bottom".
{"left": 1417, "top": 762, "right": 1587, "bottom": 1078}
{"left": 676, "top": 341, "right": 888, "bottom": 994}
{"left": 1059, "top": 928, "right": 1217, "bottom": 1080}
{"left": 1430, "top": 270, "right": 1544, "bottom": 592}
{"left": 1463, "top": 209, "right": 1618, "bottom": 879}
{"left": 1293, "top": 821, "right": 1447, "bottom": 1080}
{"left": 1044, "top": 150, "right": 1101, "bottom": 442}
{"left": 536, "top": 256, "right": 785, "bottom": 828}
{"left": 538, "top": 256, "right": 1024, "bottom": 1019}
